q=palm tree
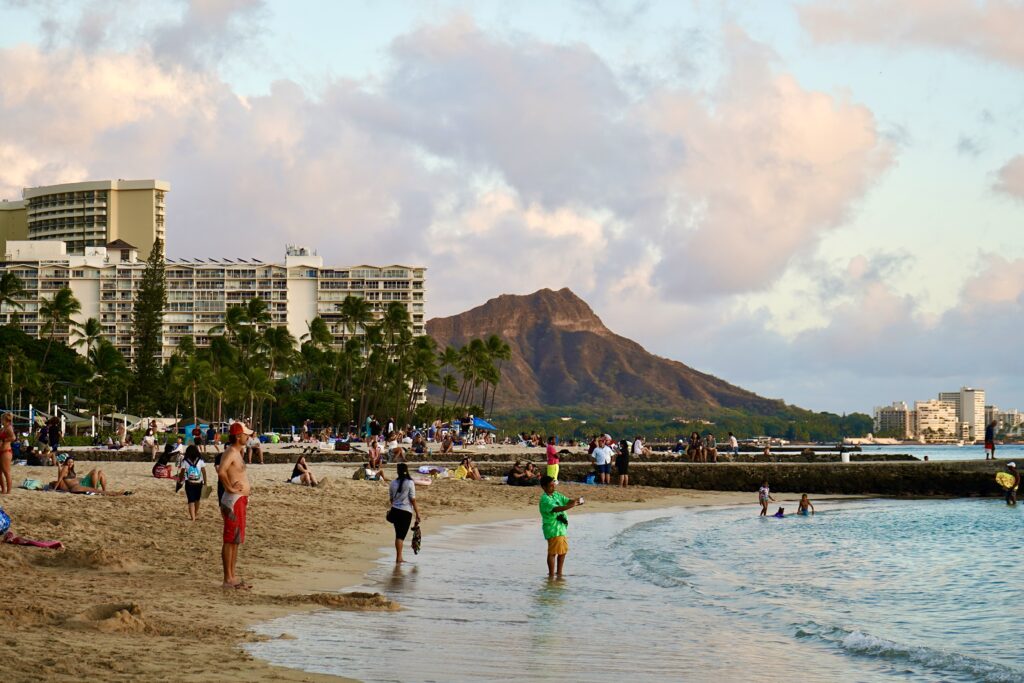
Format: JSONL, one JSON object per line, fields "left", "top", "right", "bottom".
{"left": 338, "top": 295, "right": 373, "bottom": 339}
{"left": 39, "top": 287, "right": 82, "bottom": 366}
{"left": 261, "top": 326, "right": 296, "bottom": 429}
{"left": 0, "top": 271, "right": 26, "bottom": 323}
{"left": 73, "top": 317, "right": 103, "bottom": 358}
{"left": 437, "top": 345, "right": 459, "bottom": 415}
{"left": 239, "top": 366, "right": 274, "bottom": 431}
{"left": 301, "top": 316, "right": 333, "bottom": 350}
{"left": 404, "top": 335, "right": 439, "bottom": 423}
{"left": 88, "top": 339, "right": 128, "bottom": 424}
{"left": 172, "top": 353, "right": 211, "bottom": 430}
{"left": 483, "top": 334, "right": 511, "bottom": 417}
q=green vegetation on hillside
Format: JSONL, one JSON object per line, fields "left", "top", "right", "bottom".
{"left": 490, "top": 406, "right": 872, "bottom": 442}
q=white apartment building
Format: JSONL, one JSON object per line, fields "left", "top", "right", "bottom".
{"left": 914, "top": 399, "right": 958, "bottom": 442}
{"left": 0, "top": 241, "right": 425, "bottom": 361}
{"left": 938, "top": 387, "right": 986, "bottom": 440}
{"left": 873, "top": 401, "right": 914, "bottom": 439}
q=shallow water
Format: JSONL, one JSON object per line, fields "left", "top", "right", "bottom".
{"left": 248, "top": 498, "right": 1024, "bottom": 682}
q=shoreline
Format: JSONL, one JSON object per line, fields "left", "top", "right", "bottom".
{"left": 4, "top": 460, "right": 771, "bottom": 682}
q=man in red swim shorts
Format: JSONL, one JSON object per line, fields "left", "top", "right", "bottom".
{"left": 218, "top": 421, "right": 253, "bottom": 589}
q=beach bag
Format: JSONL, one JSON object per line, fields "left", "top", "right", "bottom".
{"left": 200, "top": 485, "right": 213, "bottom": 500}
{"left": 0, "top": 508, "right": 9, "bottom": 535}
{"left": 185, "top": 461, "right": 203, "bottom": 483}
{"left": 19, "top": 479, "right": 43, "bottom": 491}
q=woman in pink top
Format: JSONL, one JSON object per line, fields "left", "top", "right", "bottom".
{"left": 546, "top": 436, "right": 559, "bottom": 482}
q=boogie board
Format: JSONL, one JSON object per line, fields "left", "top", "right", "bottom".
{"left": 996, "top": 472, "right": 1016, "bottom": 490}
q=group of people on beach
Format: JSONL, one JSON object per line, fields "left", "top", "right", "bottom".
{"left": 757, "top": 480, "right": 816, "bottom": 517}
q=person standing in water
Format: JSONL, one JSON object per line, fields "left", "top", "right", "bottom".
{"left": 1005, "top": 462, "right": 1019, "bottom": 506}
{"left": 388, "top": 463, "right": 421, "bottom": 563}
{"left": 539, "top": 475, "right": 582, "bottom": 578}
{"left": 797, "top": 494, "right": 815, "bottom": 515}
{"left": 758, "top": 480, "right": 776, "bottom": 516}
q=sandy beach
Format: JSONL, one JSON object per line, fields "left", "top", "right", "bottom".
{"left": 2, "top": 460, "right": 762, "bottom": 682}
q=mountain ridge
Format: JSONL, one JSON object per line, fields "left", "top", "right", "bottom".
{"left": 426, "top": 287, "right": 786, "bottom": 414}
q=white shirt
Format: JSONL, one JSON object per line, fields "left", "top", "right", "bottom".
{"left": 593, "top": 445, "right": 613, "bottom": 466}
{"left": 729, "top": 436, "right": 738, "bottom": 449}
{"left": 389, "top": 478, "right": 416, "bottom": 513}
{"left": 632, "top": 439, "right": 644, "bottom": 455}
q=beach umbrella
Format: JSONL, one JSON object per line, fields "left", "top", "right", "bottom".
{"left": 472, "top": 417, "right": 498, "bottom": 431}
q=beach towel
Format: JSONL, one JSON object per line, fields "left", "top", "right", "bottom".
{"left": 3, "top": 531, "right": 63, "bottom": 549}
{"left": 19, "top": 478, "right": 43, "bottom": 490}
{"left": 0, "top": 507, "right": 9, "bottom": 534}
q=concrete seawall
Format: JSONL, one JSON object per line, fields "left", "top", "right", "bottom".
{"left": 479, "top": 461, "right": 1009, "bottom": 497}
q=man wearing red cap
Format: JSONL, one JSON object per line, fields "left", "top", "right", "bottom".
{"left": 218, "top": 421, "right": 253, "bottom": 589}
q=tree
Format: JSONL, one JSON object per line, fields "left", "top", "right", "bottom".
{"left": 437, "top": 345, "right": 459, "bottom": 416}
{"left": 483, "top": 334, "right": 511, "bottom": 417}
{"left": 0, "top": 271, "right": 26, "bottom": 321}
{"left": 39, "top": 287, "right": 82, "bottom": 366}
{"left": 131, "top": 238, "right": 166, "bottom": 415}
{"left": 88, "top": 339, "right": 128, "bottom": 424}
{"left": 73, "top": 317, "right": 103, "bottom": 358}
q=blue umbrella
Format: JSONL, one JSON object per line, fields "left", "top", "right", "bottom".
{"left": 472, "top": 417, "right": 498, "bottom": 431}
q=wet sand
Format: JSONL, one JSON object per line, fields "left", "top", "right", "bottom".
{"left": 1, "top": 460, "right": 758, "bottom": 682}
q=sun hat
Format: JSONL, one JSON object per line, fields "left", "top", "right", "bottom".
{"left": 1008, "top": 462, "right": 1017, "bottom": 468}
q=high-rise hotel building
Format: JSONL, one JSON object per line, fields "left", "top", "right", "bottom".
{"left": 0, "top": 241, "right": 425, "bottom": 362}
{"left": 0, "top": 179, "right": 168, "bottom": 259}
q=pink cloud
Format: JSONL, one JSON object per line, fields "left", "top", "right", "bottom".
{"left": 799, "top": 0, "right": 1024, "bottom": 68}
{"left": 995, "top": 155, "right": 1024, "bottom": 200}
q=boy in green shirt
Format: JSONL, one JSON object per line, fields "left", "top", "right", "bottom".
{"left": 539, "top": 475, "right": 583, "bottom": 578}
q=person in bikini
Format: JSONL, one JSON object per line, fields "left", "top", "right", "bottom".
{"left": 52, "top": 455, "right": 128, "bottom": 495}
{"left": 218, "top": 422, "right": 253, "bottom": 589}
{"left": 0, "top": 412, "right": 15, "bottom": 494}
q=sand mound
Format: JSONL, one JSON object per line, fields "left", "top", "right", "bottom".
{"left": 35, "top": 547, "right": 137, "bottom": 571}
{"left": 270, "top": 591, "right": 399, "bottom": 611}
{"left": 68, "top": 602, "right": 153, "bottom": 633}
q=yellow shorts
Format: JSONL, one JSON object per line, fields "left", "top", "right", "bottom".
{"left": 547, "top": 535, "right": 568, "bottom": 556}
{"left": 546, "top": 464, "right": 559, "bottom": 480}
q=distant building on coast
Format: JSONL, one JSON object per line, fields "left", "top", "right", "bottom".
{"left": 0, "top": 241, "right": 425, "bottom": 363}
{"left": 873, "top": 401, "right": 914, "bottom": 439}
{"left": 913, "top": 399, "right": 958, "bottom": 443}
{"left": 938, "top": 387, "right": 986, "bottom": 440}
{"left": 0, "top": 179, "right": 168, "bottom": 259}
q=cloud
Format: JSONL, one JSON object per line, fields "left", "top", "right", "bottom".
{"left": 799, "top": 0, "right": 1024, "bottom": 69}
{"left": 995, "top": 155, "right": 1024, "bottom": 200}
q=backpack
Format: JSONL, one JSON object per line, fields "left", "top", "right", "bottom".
{"left": 185, "top": 460, "right": 203, "bottom": 483}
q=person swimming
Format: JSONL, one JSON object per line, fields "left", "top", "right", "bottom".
{"left": 797, "top": 494, "right": 815, "bottom": 516}
{"left": 773, "top": 507, "right": 785, "bottom": 518}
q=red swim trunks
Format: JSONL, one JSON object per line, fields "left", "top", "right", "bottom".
{"left": 221, "top": 493, "right": 248, "bottom": 544}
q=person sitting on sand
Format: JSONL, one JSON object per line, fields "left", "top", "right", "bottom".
{"left": 367, "top": 439, "right": 383, "bottom": 470}
{"left": 797, "top": 494, "right": 815, "bottom": 516}
{"left": 52, "top": 455, "right": 128, "bottom": 495}
{"left": 289, "top": 455, "right": 319, "bottom": 487}
{"left": 142, "top": 428, "right": 157, "bottom": 460}
{"left": 507, "top": 461, "right": 528, "bottom": 486}
{"left": 152, "top": 447, "right": 176, "bottom": 479}
{"left": 773, "top": 507, "right": 785, "bottom": 518}
{"left": 439, "top": 434, "right": 454, "bottom": 456}
{"left": 245, "top": 431, "right": 264, "bottom": 465}
{"left": 758, "top": 480, "right": 776, "bottom": 517}
{"left": 454, "top": 457, "right": 482, "bottom": 481}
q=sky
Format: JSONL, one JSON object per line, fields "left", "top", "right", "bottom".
{"left": 2, "top": 0, "right": 1024, "bottom": 415}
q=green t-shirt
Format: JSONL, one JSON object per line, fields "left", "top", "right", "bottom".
{"left": 540, "top": 490, "right": 571, "bottom": 539}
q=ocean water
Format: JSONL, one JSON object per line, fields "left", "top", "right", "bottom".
{"left": 248, "top": 499, "right": 1024, "bottom": 682}
{"left": 857, "top": 443, "right": 1024, "bottom": 462}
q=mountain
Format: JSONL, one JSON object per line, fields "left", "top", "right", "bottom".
{"left": 426, "top": 287, "right": 787, "bottom": 414}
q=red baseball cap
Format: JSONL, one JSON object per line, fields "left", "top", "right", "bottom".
{"left": 229, "top": 422, "right": 254, "bottom": 436}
